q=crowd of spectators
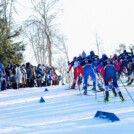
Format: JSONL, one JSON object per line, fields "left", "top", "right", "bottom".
{"left": 0, "top": 62, "right": 63, "bottom": 91}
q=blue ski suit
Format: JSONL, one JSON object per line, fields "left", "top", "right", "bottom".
{"left": 79, "top": 57, "right": 96, "bottom": 93}
{"left": 118, "top": 51, "right": 132, "bottom": 77}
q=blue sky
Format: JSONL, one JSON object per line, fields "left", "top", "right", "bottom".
{"left": 15, "top": 0, "right": 134, "bottom": 64}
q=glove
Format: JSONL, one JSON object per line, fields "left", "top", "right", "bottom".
{"left": 67, "top": 71, "right": 69, "bottom": 73}
{"left": 68, "top": 61, "right": 70, "bottom": 65}
{"left": 114, "top": 61, "right": 117, "bottom": 66}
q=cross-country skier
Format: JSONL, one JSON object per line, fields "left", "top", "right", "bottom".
{"left": 127, "top": 49, "right": 134, "bottom": 85}
{"left": 100, "top": 54, "right": 124, "bottom": 102}
{"left": 118, "top": 50, "right": 132, "bottom": 79}
{"left": 67, "top": 56, "right": 84, "bottom": 89}
{"left": 109, "top": 53, "right": 122, "bottom": 96}
{"left": 78, "top": 51, "right": 96, "bottom": 95}
{"left": 89, "top": 50, "right": 104, "bottom": 91}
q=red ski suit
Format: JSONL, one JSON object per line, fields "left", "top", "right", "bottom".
{"left": 68, "top": 61, "right": 84, "bottom": 83}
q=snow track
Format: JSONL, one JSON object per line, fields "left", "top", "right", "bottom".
{"left": 0, "top": 83, "right": 134, "bottom": 134}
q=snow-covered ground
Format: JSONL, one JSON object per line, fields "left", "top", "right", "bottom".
{"left": 0, "top": 79, "right": 134, "bottom": 134}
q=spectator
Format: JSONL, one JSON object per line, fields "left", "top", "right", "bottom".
{"left": 16, "top": 64, "right": 22, "bottom": 88}
{"left": 26, "top": 62, "right": 31, "bottom": 87}
{"left": 21, "top": 64, "right": 27, "bottom": 88}
{"left": 0, "top": 62, "right": 62, "bottom": 90}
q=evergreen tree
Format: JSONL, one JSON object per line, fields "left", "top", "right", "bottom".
{"left": 0, "top": 4, "right": 25, "bottom": 66}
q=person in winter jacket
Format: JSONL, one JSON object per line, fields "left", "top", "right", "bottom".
{"left": 52, "top": 72, "right": 57, "bottom": 85}
{"left": 30, "top": 66, "right": 36, "bottom": 87}
{"left": 0, "top": 63, "right": 6, "bottom": 91}
{"left": 36, "top": 64, "right": 44, "bottom": 87}
{"left": 5, "top": 63, "right": 12, "bottom": 89}
{"left": 16, "top": 64, "right": 22, "bottom": 88}
{"left": 21, "top": 64, "right": 27, "bottom": 88}
{"left": 26, "top": 62, "right": 31, "bottom": 87}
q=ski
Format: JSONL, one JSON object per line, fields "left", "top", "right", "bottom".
{"left": 79, "top": 88, "right": 93, "bottom": 91}
{"left": 99, "top": 95, "right": 117, "bottom": 98}
{"left": 64, "top": 88, "right": 76, "bottom": 90}
{"left": 95, "top": 100, "right": 115, "bottom": 103}
{"left": 92, "top": 90, "right": 104, "bottom": 93}
{"left": 96, "top": 99, "right": 128, "bottom": 103}
{"left": 124, "top": 84, "right": 134, "bottom": 87}
{"left": 119, "top": 84, "right": 134, "bottom": 87}
{"left": 74, "top": 93, "right": 94, "bottom": 96}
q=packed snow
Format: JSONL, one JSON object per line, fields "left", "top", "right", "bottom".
{"left": 0, "top": 79, "right": 134, "bottom": 134}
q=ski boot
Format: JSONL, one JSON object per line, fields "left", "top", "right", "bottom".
{"left": 83, "top": 91, "right": 87, "bottom": 95}
{"left": 92, "top": 81, "right": 96, "bottom": 91}
{"left": 112, "top": 88, "right": 117, "bottom": 97}
{"left": 108, "top": 84, "right": 112, "bottom": 89}
{"left": 71, "top": 83, "right": 75, "bottom": 89}
{"left": 104, "top": 91, "right": 109, "bottom": 102}
{"left": 98, "top": 83, "right": 104, "bottom": 91}
{"left": 78, "top": 82, "right": 80, "bottom": 86}
{"left": 92, "top": 87, "right": 96, "bottom": 91}
{"left": 78, "top": 77, "right": 82, "bottom": 86}
{"left": 118, "top": 92, "right": 124, "bottom": 101}
{"left": 126, "top": 77, "right": 130, "bottom": 83}
{"left": 87, "top": 83, "right": 91, "bottom": 86}
{"left": 127, "top": 78, "right": 133, "bottom": 85}
{"left": 83, "top": 87, "right": 87, "bottom": 95}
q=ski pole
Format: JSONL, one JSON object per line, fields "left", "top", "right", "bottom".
{"left": 78, "top": 84, "right": 82, "bottom": 95}
{"left": 120, "top": 78, "right": 134, "bottom": 103}
{"left": 92, "top": 68, "right": 98, "bottom": 99}
{"left": 77, "top": 75, "right": 82, "bottom": 95}
{"left": 68, "top": 72, "right": 71, "bottom": 89}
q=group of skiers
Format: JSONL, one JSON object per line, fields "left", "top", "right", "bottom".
{"left": 0, "top": 62, "right": 62, "bottom": 91}
{"left": 68, "top": 49, "right": 134, "bottom": 102}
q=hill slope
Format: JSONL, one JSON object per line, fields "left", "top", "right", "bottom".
{"left": 0, "top": 82, "right": 134, "bottom": 134}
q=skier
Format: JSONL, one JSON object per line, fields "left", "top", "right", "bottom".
{"left": 100, "top": 54, "right": 124, "bottom": 102}
{"left": 127, "top": 49, "right": 134, "bottom": 85}
{"left": 78, "top": 51, "right": 96, "bottom": 95}
{"left": 89, "top": 50, "right": 104, "bottom": 91}
{"left": 111, "top": 54, "right": 121, "bottom": 71}
{"left": 67, "top": 55, "right": 84, "bottom": 89}
{"left": 118, "top": 50, "right": 132, "bottom": 79}
{"left": 109, "top": 53, "right": 122, "bottom": 96}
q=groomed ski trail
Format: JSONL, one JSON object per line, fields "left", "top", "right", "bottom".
{"left": 0, "top": 84, "right": 134, "bottom": 134}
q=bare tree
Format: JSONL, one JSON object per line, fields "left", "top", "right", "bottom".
{"left": 24, "top": 0, "right": 70, "bottom": 83}
{"left": 128, "top": 44, "right": 134, "bottom": 52}
{"left": 55, "top": 37, "right": 73, "bottom": 84}
{"left": 24, "top": 0, "right": 62, "bottom": 66}
{"left": 24, "top": 24, "right": 48, "bottom": 64}
{"left": 93, "top": 32, "right": 103, "bottom": 57}
{"left": 115, "top": 44, "right": 126, "bottom": 55}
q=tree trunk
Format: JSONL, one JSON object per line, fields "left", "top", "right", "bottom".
{"left": 47, "top": 36, "right": 52, "bottom": 67}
